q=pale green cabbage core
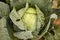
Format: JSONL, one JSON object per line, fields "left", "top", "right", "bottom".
{"left": 26, "top": 8, "right": 36, "bottom": 14}
{"left": 22, "top": 8, "right": 37, "bottom": 31}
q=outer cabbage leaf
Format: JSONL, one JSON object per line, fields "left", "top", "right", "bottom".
{"left": 10, "top": 0, "right": 26, "bottom": 10}
{"left": 10, "top": 0, "right": 52, "bottom": 12}
{"left": 14, "top": 31, "right": 33, "bottom": 39}
{"left": 34, "top": 5, "right": 45, "bottom": 34}
{"left": 44, "top": 32, "right": 55, "bottom": 40}
{"left": 6, "top": 0, "right": 10, "bottom": 4}
{"left": 9, "top": 3, "right": 29, "bottom": 30}
{"left": 0, "top": 2, "right": 10, "bottom": 17}
{"left": 0, "top": 17, "right": 11, "bottom": 40}
{"left": 38, "top": 19, "right": 51, "bottom": 39}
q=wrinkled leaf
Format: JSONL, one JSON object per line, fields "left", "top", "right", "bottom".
{"left": 0, "top": 17, "right": 11, "bottom": 40}
{"left": 14, "top": 31, "right": 33, "bottom": 39}
{"left": 0, "top": 2, "right": 10, "bottom": 17}
{"left": 38, "top": 19, "right": 51, "bottom": 39}
{"left": 9, "top": 3, "right": 29, "bottom": 30}
{"left": 34, "top": 5, "right": 45, "bottom": 34}
{"left": 10, "top": 0, "right": 26, "bottom": 10}
{"left": 10, "top": 0, "right": 52, "bottom": 12}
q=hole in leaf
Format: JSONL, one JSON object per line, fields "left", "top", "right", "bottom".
{"left": 16, "top": 19, "right": 20, "bottom": 21}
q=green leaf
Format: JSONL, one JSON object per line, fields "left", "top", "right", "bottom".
{"left": 10, "top": 0, "right": 52, "bottom": 12}
{"left": 0, "top": 17, "right": 11, "bottom": 40}
{"left": 44, "top": 32, "right": 55, "bottom": 40}
{"left": 44, "top": 26, "right": 60, "bottom": 40}
{"left": 14, "top": 31, "right": 33, "bottom": 39}
{"left": 38, "top": 19, "right": 51, "bottom": 39}
{"left": 6, "top": 0, "right": 10, "bottom": 4}
{"left": 0, "top": 2, "right": 10, "bottom": 17}
{"left": 9, "top": 3, "right": 29, "bottom": 30}
{"left": 34, "top": 5, "right": 45, "bottom": 34}
{"left": 9, "top": 8, "right": 25, "bottom": 30}
{"left": 53, "top": 26, "right": 60, "bottom": 40}
{"left": 7, "top": 18, "right": 19, "bottom": 40}
{"left": 10, "top": 0, "right": 26, "bottom": 10}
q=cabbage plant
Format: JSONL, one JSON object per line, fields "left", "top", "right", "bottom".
{"left": 9, "top": 3, "right": 45, "bottom": 40}
{"left": 0, "top": 0, "right": 60, "bottom": 40}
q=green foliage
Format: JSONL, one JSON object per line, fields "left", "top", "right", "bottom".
{"left": 0, "top": 17, "right": 11, "bottom": 40}
{"left": 0, "top": 2, "right": 10, "bottom": 17}
{"left": 10, "top": 0, "right": 52, "bottom": 12}
{"left": 0, "top": 0, "right": 60, "bottom": 40}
